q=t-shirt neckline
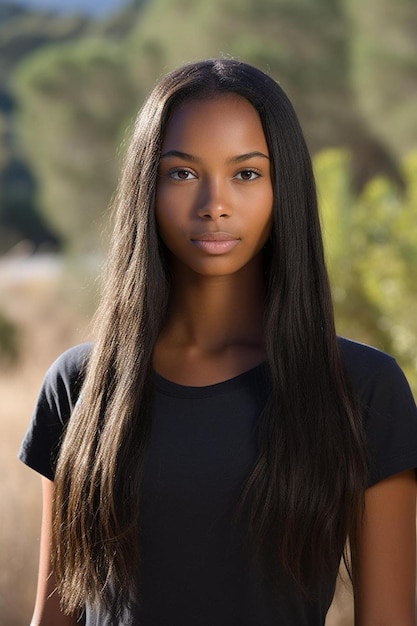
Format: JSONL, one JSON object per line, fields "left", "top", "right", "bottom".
{"left": 153, "top": 361, "right": 267, "bottom": 399}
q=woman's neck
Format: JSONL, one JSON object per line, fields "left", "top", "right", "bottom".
{"left": 153, "top": 258, "right": 267, "bottom": 385}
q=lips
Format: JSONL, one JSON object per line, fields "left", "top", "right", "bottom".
{"left": 192, "top": 231, "right": 239, "bottom": 241}
{"left": 191, "top": 231, "right": 240, "bottom": 254}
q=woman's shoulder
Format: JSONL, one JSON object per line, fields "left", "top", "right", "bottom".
{"left": 338, "top": 336, "right": 395, "bottom": 368}
{"left": 337, "top": 336, "right": 416, "bottom": 421}
{"left": 18, "top": 344, "right": 93, "bottom": 480}
{"left": 337, "top": 337, "right": 401, "bottom": 394}
{"left": 45, "top": 342, "right": 93, "bottom": 383}
{"left": 338, "top": 338, "right": 417, "bottom": 486}
{"left": 38, "top": 343, "right": 93, "bottom": 415}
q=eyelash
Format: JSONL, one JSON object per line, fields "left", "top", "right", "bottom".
{"left": 235, "top": 169, "right": 261, "bottom": 181}
{"left": 167, "top": 167, "right": 262, "bottom": 181}
{"left": 168, "top": 168, "right": 197, "bottom": 180}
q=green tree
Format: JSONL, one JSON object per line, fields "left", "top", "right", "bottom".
{"left": 14, "top": 40, "right": 137, "bottom": 252}
{"left": 0, "top": 308, "right": 18, "bottom": 365}
{"left": 0, "top": 5, "right": 91, "bottom": 251}
{"left": 9, "top": 0, "right": 417, "bottom": 260}
{"left": 346, "top": 0, "right": 417, "bottom": 158}
{"left": 315, "top": 148, "right": 417, "bottom": 393}
{"left": 127, "top": 0, "right": 398, "bottom": 184}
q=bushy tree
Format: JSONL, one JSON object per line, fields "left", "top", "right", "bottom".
{"left": 316, "top": 148, "right": 417, "bottom": 393}
{"left": 0, "top": 308, "right": 18, "bottom": 365}
{"left": 346, "top": 0, "right": 417, "bottom": 158}
{"left": 14, "top": 40, "right": 137, "bottom": 252}
{"left": 12, "top": 0, "right": 415, "bottom": 255}
{"left": 0, "top": 5, "right": 91, "bottom": 251}
{"left": 126, "top": 0, "right": 399, "bottom": 183}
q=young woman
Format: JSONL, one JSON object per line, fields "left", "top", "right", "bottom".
{"left": 20, "top": 59, "right": 417, "bottom": 626}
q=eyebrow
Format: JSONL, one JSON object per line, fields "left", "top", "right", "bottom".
{"left": 160, "top": 150, "right": 270, "bottom": 163}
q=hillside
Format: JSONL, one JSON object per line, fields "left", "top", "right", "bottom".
{"left": 2, "top": 0, "right": 130, "bottom": 17}
{"left": 0, "top": 0, "right": 416, "bottom": 253}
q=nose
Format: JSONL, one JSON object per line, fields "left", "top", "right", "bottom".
{"left": 196, "top": 178, "right": 232, "bottom": 220}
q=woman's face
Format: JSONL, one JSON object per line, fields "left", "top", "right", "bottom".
{"left": 155, "top": 93, "right": 274, "bottom": 278}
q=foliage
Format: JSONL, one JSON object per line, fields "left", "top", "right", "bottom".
{"left": 126, "top": 0, "right": 400, "bottom": 184}
{"left": 0, "top": 308, "right": 18, "bottom": 365}
{"left": 0, "top": 2, "right": 92, "bottom": 251}
{"left": 1, "top": 0, "right": 417, "bottom": 394}
{"left": 5, "top": 0, "right": 417, "bottom": 254}
{"left": 316, "top": 149, "right": 417, "bottom": 393}
{"left": 0, "top": 153, "right": 59, "bottom": 251}
{"left": 0, "top": 9, "right": 89, "bottom": 72}
{"left": 14, "top": 39, "right": 137, "bottom": 251}
{"left": 127, "top": 0, "right": 352, "bottom": 146}
{"left": 346, "top": 0, "right": 417, "bottom": 159}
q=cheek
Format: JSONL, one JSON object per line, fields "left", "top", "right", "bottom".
{"left": 155, "top": 212, "right": 175, "bottom": 250}
{"left": 155, "top": 181, "right": 191, "bottom": 227}
{"left": 154, "top": 199, "right": 186, "bottom": 256}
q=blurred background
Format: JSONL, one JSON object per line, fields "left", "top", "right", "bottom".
{"left": 1, "top": 0, "right": 416, "bottom": 623}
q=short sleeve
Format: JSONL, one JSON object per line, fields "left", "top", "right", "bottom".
{"left": 339, "top": 337, "right": 417, "bottom": 487}
{"left": 18, "top": 343, "right": 91, "bottom": 480}
{"left": 362, "top": 357, "right": 417, "bottom": 486}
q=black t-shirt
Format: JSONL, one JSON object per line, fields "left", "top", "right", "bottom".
{"left": 19, "top": 338, "right": 417, "bottom": 625}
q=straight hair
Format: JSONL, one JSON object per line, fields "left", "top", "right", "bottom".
{"left": 53, "top": 59, "right": 368, "bottom": 620}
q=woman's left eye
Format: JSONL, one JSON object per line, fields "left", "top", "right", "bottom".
{"left": 235, "top": 169, "right": 260, "bottom": 181}
{"left": 168, "top": 168, "right": 197, "bottom": 180}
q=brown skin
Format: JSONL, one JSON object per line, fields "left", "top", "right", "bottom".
{"left": 155, "top": 95, "right": 417, "bottom": 622}
{"left": 354, "top": 469, "right": 416, "bottom": 625}
{"left": 154, "top": 94, "right": 273, "bottom": 385}
{"left": 30, "top": 95, "right": 416, "bottom": 624}
{"left": 31, "top": 478, "right": 82, "bottom": 626}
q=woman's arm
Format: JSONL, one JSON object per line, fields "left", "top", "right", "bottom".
{"left": 30, "top": 477, "right": 82, "bottom": 626}
{"left": 354, "top": 469, "right": 417, "bottom": 626}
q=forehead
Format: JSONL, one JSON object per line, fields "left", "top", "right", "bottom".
{"left": 161, "top": 94, "right": 268, "bottom": 154}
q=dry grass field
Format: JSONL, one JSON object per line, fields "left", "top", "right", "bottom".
{"left": 0, "top": 258, "right": 90, "bottom": 625}
{"left": 1, "top": 255, "right": 355, "bottom": 625}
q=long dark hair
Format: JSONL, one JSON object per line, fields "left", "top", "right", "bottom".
{"left": 53, "top": 59, "right": 368, "bottom": 619}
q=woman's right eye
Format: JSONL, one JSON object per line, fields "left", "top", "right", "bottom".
{"left": 168, "top": 168, "right": 197, "bottom": 180}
